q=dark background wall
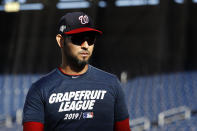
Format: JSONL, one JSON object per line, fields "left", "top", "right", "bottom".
{"left": 1, "top": 0, "right": 197, "bottom": 78}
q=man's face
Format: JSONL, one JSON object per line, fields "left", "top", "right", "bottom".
{"left": 63, "top": 32, "right": 96, "bottom": 67}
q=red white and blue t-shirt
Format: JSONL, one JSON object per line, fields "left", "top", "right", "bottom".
{"left": 23, "top": 65, "right": 129, "bottom": 131}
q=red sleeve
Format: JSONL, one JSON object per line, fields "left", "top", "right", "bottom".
{"left": 23, "top": 122, "right": 44, "bottom": 131}
{"left": 114, "top": 118, "right": 131, "bottom": 131}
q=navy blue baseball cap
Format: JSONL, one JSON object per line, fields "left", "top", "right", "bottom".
{"left": 57, "top": 12, "right": 102, "bottom": 35}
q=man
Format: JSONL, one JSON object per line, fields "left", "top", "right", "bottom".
{"left": 23, "top": 12, "right": 130, "bottom": 131}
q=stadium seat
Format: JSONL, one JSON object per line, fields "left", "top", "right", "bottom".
{"left": 123, "top": 72, "right": 197, "bottom": 122}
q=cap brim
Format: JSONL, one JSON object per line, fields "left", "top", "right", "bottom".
{"left": 64, "top": 27, "right": 102, "bottom": 35}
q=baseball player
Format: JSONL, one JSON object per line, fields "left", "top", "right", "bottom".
{"left": 23, "top": 12, "right": 130, "bottom": 131}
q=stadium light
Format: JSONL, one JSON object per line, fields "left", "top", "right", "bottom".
{"left": 193, "top": 0, "right": 197, "bottom": 3}
{"left": 56, "top": 1, "right": 90, "bottom": 9}
{"left": 98, "top": 1, "right": 107, "bottom": 8}
{"left": 20, "top": 3, "right": 44, "bottom": 10}
{"left": 174, "top": 0, "right": 184, "bottom": 4}
{"left": 115, "top": 0, "right": 159, "bottom": 7}
{"left": 4, "top": 2, "right": 20, "bottom": 12}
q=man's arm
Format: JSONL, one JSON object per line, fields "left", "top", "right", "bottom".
{"left": 23, "top": 122, "right": 44, "bottom": 131}
{"left": 114, "top": 118, "right": 131, "bottom": 131}
{"left": 23, "top": 84, "right": 45, "bottom": 130}
{"left": 113, "top": 77, "right": 131, "bottom": 131}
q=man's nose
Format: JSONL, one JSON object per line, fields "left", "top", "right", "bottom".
{"left": 81, "top": 41, "right": 89, "bottom": 49}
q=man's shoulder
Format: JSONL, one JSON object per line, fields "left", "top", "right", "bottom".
{"left": 26, "top": 68, "right": 63, "bottom": 102}
{"left": 90, "top": 65, "right": 119, "bottom": 82}
{"left": 32, "top": 68, "right": 60, "bottom": 89}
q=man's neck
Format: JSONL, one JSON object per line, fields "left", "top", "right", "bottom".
{"left": 60, "top": 64, "right": 89, "bottom": 75}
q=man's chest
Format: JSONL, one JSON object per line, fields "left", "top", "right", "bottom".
{"left": 44, "top": 82, "right": 116, "bottom": 122}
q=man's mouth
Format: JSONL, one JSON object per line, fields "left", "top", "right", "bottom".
{"left": 79, "top": 52, "right": 89, "bottom": 57}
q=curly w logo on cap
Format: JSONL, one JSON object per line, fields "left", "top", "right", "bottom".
{"left": 79, "top": 15, "right": 89, "bottom": 24}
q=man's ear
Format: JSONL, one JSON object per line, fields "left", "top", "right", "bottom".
{"left": 56, "top": 34, "right": 64, "bottom": 48}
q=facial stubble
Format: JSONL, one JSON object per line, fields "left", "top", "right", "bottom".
{"left": 63, "top": 43, "right": 91, "bottom": 70}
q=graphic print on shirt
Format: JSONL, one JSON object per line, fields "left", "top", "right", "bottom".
{"left": 49, "top": 90, "right": 107, "bottom": 120}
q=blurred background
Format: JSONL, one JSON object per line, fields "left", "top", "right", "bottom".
{"left": 0, "top": 0, "right": 197, "bottom": 130}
